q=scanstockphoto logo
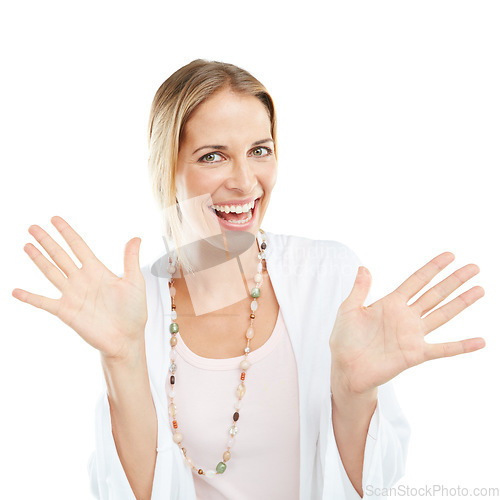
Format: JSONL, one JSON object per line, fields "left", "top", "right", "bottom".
{"left": 364, "top": 484, "right": 500, "bottom": 497}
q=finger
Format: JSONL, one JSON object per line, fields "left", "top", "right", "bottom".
{"left": 24, "top": 243, "right": 67, "bottom": 291}
{"left": 422, "top": 286, "right": 485, "bottom": 334}
{"left": 410, "top": 263, "right": 480, "bottom": 317}
{"left": 343, "top": 266, "right": 372, "bottom": 309}
{"left": 123, "top": 237, "right": 142, "bottom": 280}
{"left": 11, "top": 287, "right": 60, "bottom": 316}
{"left": 28, "top": 224, "right": 79, "bottom": 277}
{"left": 424, "top": 336, "right": 486, "bottom": 361}
{"left": 50, "top": 216, "right": 99, "bottom": 267}
{"left": 394, "top": 252, "right": 455, "bottom": 301}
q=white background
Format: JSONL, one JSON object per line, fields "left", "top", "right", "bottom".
{"left": 2, "top": 1, "right": 499, "bottom": 498}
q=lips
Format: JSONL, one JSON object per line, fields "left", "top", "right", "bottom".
{"left": 208, "top": 197, "right": 261, "bottom": 230}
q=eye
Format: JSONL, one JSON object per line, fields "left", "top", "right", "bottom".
{"left": 251, "top": 146, "right": 273, "bottom": 157}
{"left": 199, "top": 152, "right": 225, "bottom": 163}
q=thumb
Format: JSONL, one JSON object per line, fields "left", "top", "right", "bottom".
{"left": 123, "top": 237, "right": 142, "bottom": 280}
{"left": 345, "top": 266, "right": 372, "bottom": 308}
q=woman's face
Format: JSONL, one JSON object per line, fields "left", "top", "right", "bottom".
{"left": 175, "top": 87, "right": 277, "bottom": 241}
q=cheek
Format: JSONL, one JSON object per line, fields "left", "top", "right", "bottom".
{"left": 262, "top": 163, "right": 278, "bottom": 191}
{"left": 176, "top": 170, "right": 212, "bottom": 199}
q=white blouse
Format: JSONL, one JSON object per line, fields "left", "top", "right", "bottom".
{"left": 88, "top": 231, "right": 411, "bottom": 499}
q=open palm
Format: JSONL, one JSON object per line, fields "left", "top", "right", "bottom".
{"left": 330, "top": 252, "right": 485, "bottom": 395}
{"left": 12, "top": 216, "right": 147, "bottom": 360}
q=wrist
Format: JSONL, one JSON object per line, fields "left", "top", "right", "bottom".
{"left": 100, "top": 337, "right": 149, "bottom": 403}
{"left": 331, "top": 361, "right": 378, "bottom": 407}
{"left": 100, "top": 336, "right": 146, "bottom": 368}
{"left": 331, "top": 378, "right": 378, "bottom": 423}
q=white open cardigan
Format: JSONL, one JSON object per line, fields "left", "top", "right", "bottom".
{"left": 88, "top": 232, "right": 411, "bottom": 500}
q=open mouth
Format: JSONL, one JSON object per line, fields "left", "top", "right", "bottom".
{"left": 209, "top": 198, "right": 260, "bottom": 226}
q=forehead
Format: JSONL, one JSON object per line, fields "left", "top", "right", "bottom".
{"left": 181, "top": 89, "right": 271, "bottom": 145}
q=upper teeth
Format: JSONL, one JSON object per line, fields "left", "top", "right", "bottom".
{"left": 212, "top": 199, "right": 256, "bottom": 214}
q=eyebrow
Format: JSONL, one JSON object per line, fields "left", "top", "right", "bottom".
{"left": 192, "top": 138, "right": 274, "bottom": 155}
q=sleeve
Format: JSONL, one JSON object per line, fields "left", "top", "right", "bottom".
{"left": 319, "top": 242, "right": 411, "bottom": 499}
{"left": 320, "top": 380, "right": 411, "bottom": 500}
{"left": 86, "top": 268, "right": 197, "bottom": 499}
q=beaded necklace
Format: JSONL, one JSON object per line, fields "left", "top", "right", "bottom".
{"left": 166, "top": 229, "right": 267, "bottom": 478}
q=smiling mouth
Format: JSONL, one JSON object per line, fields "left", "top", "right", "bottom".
{"left": 209, "top": 198, "right": 260, "bottom": 224}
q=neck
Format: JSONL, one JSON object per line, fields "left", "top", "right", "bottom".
{"left": 172, "top": 232, "right": 263, "bottom": 317}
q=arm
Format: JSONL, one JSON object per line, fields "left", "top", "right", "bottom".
{"left": 321, "top": 379, "right": 410, "bottom": 500}
{"left": 101, "top": 340, "right": 157, "bottom": 500}
{"left": 11, "top": 217, "right": 158, "bottom": 496}
{"left": 331, "top": 379, "right": 378, "bottom": 498}
{"left": 328, "top": 253, "right": 484, "bottom": 497}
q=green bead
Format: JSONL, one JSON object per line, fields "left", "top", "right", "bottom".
{"left": 216, "top": 462, "right": 227, "bottom": 474}
{"left": 250, "top": 287, "right": 260, "bottom": 298}
{"left": 169, "top": 323, "right": 179, "bottom": 333}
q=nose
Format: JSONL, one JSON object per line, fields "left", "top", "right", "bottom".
{"left": 225, "top": 156, "right": 258, "bottom": 194}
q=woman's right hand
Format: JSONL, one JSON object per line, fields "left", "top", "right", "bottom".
{"left": 12, "top": 216, "right": 148, "bottom": 361}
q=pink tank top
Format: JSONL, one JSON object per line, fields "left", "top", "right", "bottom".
{"left": 169, "top": 307, "right": 300, "bottom": 499}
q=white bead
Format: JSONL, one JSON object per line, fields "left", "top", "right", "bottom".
{"left": 246, "top": 327, "right": 254, "bottom": 339}
{"left": 234, "top": 400, "right": 242, "bottom": 410}
{"left": 236, "top": 383, "right": 246, "bottom": 398}
{"left": 250, "top": 300, "right": 258, "bottom": 311}
{"left": 171, "top": 310, "right": 177, "bottom": 320}
{"left": 205, "top": 470, "right": 217, "bottom": 478}
{"left": 257, "top": 262, "right": 262, "bottom": 272}
{"left": 170, "top": 286, "right": 176, "bottom": 297}
{"left": 173, "top": 432, "right": 183, "bottom": 443}
{"left": 170, "top": 350, "right": 177, "bottom": 361}
{"left": 185, "top": 457, "right": 195, "bottom": 468}
{"left": 168, "top": 403, "right": 177, "bottom": 416}
{"left": 167, "top": 265, "right": 176, "bottom": 274}
{"left": 254, "top": 273, "right": 262, "bottom": 283}
{"left": 227, "top": 438, "right": 234, "bottom": 447}
{"left": 229, "top": 425, "right": 238, "bottom": 436}
{"left": 240, "top": 359, "right": 250, "bottom": 370}
{"left": 168, "top": 389, "right": 176, "bottom": 398}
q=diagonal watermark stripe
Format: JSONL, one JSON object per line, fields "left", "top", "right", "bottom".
{"left": 150, "top": 194, "right": 262, "bottom": 316}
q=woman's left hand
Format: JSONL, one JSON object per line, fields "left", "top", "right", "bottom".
{"left": 329, "top": 252, "right": 485, "bottom": 395}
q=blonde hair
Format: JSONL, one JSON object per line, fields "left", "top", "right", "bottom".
{"left": 147, "top": 58, "right": 278, "bottom": 274}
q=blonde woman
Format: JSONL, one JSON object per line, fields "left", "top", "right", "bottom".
{"left": 12, "top": 59, "right": 485, "bottom": 500}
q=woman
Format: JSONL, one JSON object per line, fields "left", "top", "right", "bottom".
{"left": 12, "top": 59, "right": 485, "bottom": 500}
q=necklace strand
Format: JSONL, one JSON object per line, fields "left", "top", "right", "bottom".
{"left": 166, "top": 229, "right": 267, "bottom": 478}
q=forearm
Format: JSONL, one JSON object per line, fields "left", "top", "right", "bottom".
{"left": 101, "top": 338, "right": 157, "bottom": 500}
{"left": 331, "top": 375, "right": 378, "bottom": 498}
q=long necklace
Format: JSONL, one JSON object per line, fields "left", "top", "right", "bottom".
{"left": 166, "top": 229, "right": 268, "bottom": 478}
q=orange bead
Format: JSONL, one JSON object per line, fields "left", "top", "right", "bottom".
{"left": 241, "top": 372, "right": 245, "bottom": 381}
{"left": 173, "top": 420, "right": 178, "bottom": 429}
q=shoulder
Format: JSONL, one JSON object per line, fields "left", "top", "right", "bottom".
{"left": 265, "top": 232, "right": 362, "bottom": 302}
{"left": 265, "top": 231, "right": 361, "bottom": 269}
